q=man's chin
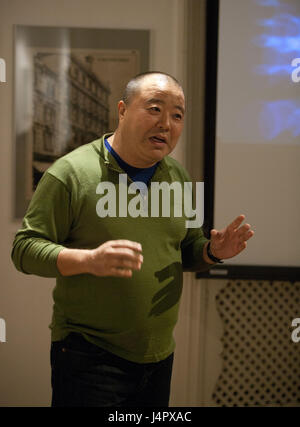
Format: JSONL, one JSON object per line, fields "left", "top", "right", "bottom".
{"left": 149, "top": 144, "right": 171, "bottom": 157}
{"left": 149, "top": 150, "right": 169, "bottom": 164}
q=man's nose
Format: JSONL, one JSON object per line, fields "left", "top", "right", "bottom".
{"left": 158, "top": 111, "right": 170, "bottom": 131}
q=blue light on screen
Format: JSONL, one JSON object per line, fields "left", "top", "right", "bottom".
{"left": 256, "top": 0, "right": 281, "bottom": 6}
{"left": 260, "top": 100, "right": 300, "bottom": 139}
{"left": 253, "top": 0, "right": 300, "bottom": 142}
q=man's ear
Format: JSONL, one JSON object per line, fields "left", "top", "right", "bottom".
{"left": 118, "top": 100, "right": 127, "bottom": 121}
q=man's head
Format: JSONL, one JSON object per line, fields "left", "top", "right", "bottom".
{"left": 121, "top": 71, "right": 183, "bottom": 106}
{"left": 111, "top": 72, "right": 185, "bottom": 168}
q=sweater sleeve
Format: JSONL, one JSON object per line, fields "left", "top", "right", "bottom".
{"left": 11, "top": 172, "right": 73, "bottom": 278}
{"left": 181, "top": 226, "right": 213, "bottom": 272}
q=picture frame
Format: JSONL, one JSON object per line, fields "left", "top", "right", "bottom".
{"left": 13, "top": 25, "right": 150, "bottom": 218}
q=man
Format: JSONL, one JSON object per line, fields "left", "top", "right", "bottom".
{"left": 11, "top": 71, "right": 254, "bottom": 407}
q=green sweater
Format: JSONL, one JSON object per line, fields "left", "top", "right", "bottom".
{"left": 11, "top": 134, "right": 212, "bottom": 363}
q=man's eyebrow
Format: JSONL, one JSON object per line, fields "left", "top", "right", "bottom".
{"left": 146, "top": 98, "right": 185, "bottom": 114}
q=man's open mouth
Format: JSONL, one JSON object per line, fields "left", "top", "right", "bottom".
{"left": 149, "top": 135, "right": 166, "bottom": 143}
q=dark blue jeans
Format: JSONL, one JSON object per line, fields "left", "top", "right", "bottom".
{"left": 50, "top": 332, "right": 174, "bottom": 407}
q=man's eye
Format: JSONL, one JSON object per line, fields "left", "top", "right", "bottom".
{"left": 149, "top": 106, "right": 160, "bottom": 112}
{"left": 174, "top": 113, "right": 182, "bottom": 120}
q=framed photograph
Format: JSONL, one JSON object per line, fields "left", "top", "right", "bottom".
{"left": 14, "top": 25, "right": 150, "bottom": 218}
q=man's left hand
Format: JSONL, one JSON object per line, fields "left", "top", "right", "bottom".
{"left": 209, "top": 214, "right": 254, "bottom": 260}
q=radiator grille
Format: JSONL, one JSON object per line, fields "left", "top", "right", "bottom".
{"left": 212, "top": 281, "right": 300, "bottom": 406}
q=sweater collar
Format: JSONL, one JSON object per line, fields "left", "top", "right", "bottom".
{"left": 95, "top": 133, "right": 172, "bottom": 179}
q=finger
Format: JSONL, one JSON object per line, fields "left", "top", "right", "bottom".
{"left": 111, "top": 247, "right": 144, "bottom": 263}
{"left": 236, "top": 223, "right": 251, "bottom": 237}
{"left": 109, "top": 248, "right": 143, "bottom": 270}
{"left": 109, "top": 240, "right": 143, "bottom": 253}
{"left": 112, "top": 256, "right": 142, "bottom": 271}
{"left": 227, "top": 214, "right": 246, "bottom": 232}
{"left": 240, "top": 230, "right": 254, "bottom": 242}
{"left": 236, "top": 224, "right": 254, "bottom": 238}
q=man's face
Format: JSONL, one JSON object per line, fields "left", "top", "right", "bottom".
{"left": 117, "top": 75, "right": 185, "bottom": 168}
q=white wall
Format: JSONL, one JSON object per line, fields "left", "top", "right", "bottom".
{"left": 0, "top": 0, "right": 187, "bottom": 406}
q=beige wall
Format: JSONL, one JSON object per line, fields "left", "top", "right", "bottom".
{"left": 0, "top": 0, "right": 189, "bottom": 406}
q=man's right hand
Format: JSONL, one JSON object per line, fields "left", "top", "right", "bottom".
{"left": 57, "top": 240, "right": 143, "bottom": 278}
{"left": 87, "top": 240, "right": 143, "bottom": 277}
